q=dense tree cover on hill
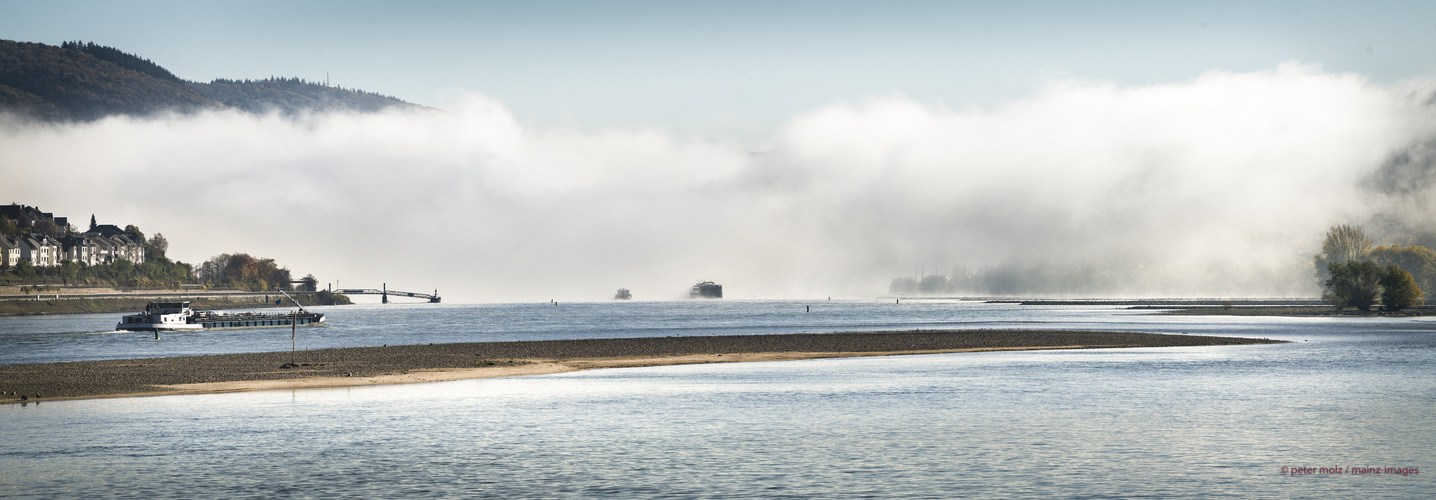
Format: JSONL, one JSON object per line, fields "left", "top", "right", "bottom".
{"left": 0, "top": 40, "right": 216, "bottom": 120}
{"left": 0, "top": 39, "right": 415, "bottom": 121}
{"left": 60, "top": 41, "right": 183, "bottom": 84}
{"left": 194, "top": 77, "right": 410, "bottom": 115}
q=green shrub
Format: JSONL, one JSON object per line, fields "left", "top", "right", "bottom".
{"left": 1379, "top": 265, "right": 1424, "bottom": 311}
{"left": 1325, "top": 261, "right": 1382, "bottom": 311}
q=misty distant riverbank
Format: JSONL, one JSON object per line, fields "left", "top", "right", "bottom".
{"left": 910, "top": 298, "right": 1436, "bottom": 316}
{"left": 1155, "top": 305, "right": 1436, "bottom": 316}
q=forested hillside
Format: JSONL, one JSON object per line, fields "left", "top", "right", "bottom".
{"left": 0, "top": 40, "right": 415, "bottom": 121}
{"left": 194, "top": 77, "right": 410, "bottom": 115}
{"left": 0, "top": 40, "right": 217, "bottom": 120}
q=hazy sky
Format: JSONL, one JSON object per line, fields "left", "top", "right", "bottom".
{"left": 5, "top": 1, "right": 1436, "bottom": 137}
{"left": 5, "top": 1, "right": 1436, "bottom": 302}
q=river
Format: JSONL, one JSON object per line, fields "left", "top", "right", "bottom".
{"left": 1, "top": 300, "right": 1430, "bottom": 498}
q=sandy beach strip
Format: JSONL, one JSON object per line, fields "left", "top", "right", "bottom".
{"left": 0, "top": 329, "right": 1282, "bottom": 403}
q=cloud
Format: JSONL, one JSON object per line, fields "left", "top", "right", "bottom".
{"left": 745, "top": 63, "right": 1432, "bottom": 296}
{"left": 3, "top": 63, "right": 1433, "bottom": 301}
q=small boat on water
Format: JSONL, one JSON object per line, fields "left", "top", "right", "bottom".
{"left": 614, "top": 288, "right": 632, "bottom": 300}
{"left": 117, "top": 290, "right": 326, "bottom": 332}
{"left": 689, "top": 281, "right": 722, "bottom": 299}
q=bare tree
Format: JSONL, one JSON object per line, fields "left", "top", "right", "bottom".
{"left": 1321, "top": 225, "right": 1372, "bottom": 264}
{"left": 1314, "top": 225, "right": 1374, "bottom": 287}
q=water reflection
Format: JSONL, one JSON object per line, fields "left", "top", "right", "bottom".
{"left": 2, "top": 326, "right": 1432, "bottom": 498}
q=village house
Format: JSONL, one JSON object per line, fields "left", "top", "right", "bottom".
{"left": 78, "top": 225, "right": 144, "bottom": 265}
{"left": 3, "top": 205, "right": 147, "bottom": 268}
{"left": 19, "top": 234, "right": 62, "bottom": 268}
{"left": 107, "top": 234, "right": 145, "bottom": 264}
{"left": 58, "top": 234, "right": 97, "bottom": 266}
{"left": 89, "top": 236, "right": 117, "bottom": 265}
{"left": 0, "top": 204, "right": 67, "bottom": 232}
{"left": 0, "top": 235, "right": 21, "bottom": 268}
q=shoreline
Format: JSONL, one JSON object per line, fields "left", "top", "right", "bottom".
{"left": 1153, "top": 306, "right": 1436, "bottom": 316}
{"left": 0, "top": 330, "right": 1283, "bottom": 403}
{"left": 0, "top": 294, "right": 344, "bottom": 316}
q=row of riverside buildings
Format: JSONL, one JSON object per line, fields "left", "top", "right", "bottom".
{"left": 0, "top": 205, "right": 146, "bottom": 269}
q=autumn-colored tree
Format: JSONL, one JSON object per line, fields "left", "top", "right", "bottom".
{"left": 1379, "top": 265, "right": 1424, "bottom": 311}
{"left": 200, "top": 253, "right": 294, "bottom": 291}
{"left": 1369, "top": 244, "right": 1436, "bottom": 295}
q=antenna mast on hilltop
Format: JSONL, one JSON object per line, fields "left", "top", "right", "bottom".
{"left": 325, "top": 71, "right": 330, "bottom": 87}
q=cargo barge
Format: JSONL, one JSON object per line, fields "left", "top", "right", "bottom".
{"left": 117, "top": 292, "right": 325, "bottom": 332}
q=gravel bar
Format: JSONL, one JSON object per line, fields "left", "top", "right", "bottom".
{"left": 0, "top": 329, "right": 1281, "bottom": 402}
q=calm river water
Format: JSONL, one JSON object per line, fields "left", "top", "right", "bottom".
{"left": 1, "top": 300, "right": 1431, "bottom": 498}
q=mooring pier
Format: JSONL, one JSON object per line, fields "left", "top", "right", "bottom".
{"left": 335, "top": 283, "right": 440, "bottom": 303}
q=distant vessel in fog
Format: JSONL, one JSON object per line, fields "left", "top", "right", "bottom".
{"left": 689, "top": 281, "right": 722, "bottom": 299}
{"left": 614, "top": 288, "right": 632, "bottom": 300}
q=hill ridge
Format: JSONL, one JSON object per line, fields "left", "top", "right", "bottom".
{"left": 0, "top": 39, "right": 417, "bottom": 121}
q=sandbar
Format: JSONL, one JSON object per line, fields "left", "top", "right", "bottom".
{"left": 0, "top": 329, "right": 1282, "bottom": 403}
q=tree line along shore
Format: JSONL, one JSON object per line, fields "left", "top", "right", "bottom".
{"left": 0, "top": 293, "right": 341, "bottom": 317}
{"left": 0, "top": 330, "right": 1283, "bottom": 403}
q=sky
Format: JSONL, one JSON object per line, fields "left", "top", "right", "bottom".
{"left": 6, "top": 1, "right": 1436, "bottom": 137}
{"left": 5, "top": 1, "right": 1436, "bottom": 302}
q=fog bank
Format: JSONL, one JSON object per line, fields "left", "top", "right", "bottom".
{"left": 4, "top": 63, "right": 1434, "bottom": 301}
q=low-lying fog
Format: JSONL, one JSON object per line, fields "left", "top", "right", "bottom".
{"left": 6, "top": 63, "right": 1436, "bottom": 302}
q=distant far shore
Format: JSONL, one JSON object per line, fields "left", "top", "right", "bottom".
{"left": 0, "top": 330, "right": 1282, "bottom": 403}
{"left": 900, "top": 297, "right": 1436, "bottom": 317}
{"left": 1152, "top": 306, "right": 1436, "bottom": 316}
